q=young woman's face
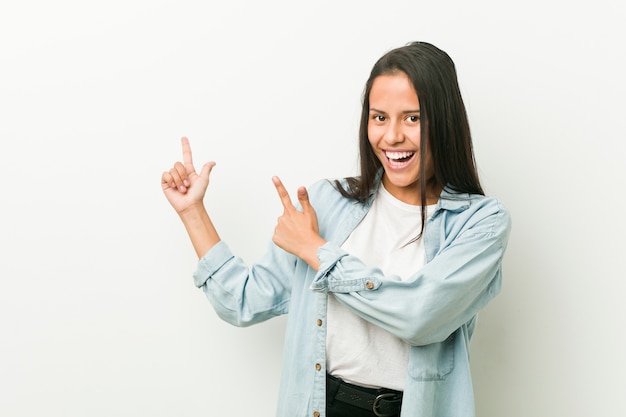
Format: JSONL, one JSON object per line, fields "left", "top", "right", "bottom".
{"left": 367, "top": 72, "right": 435, "bottom": 205}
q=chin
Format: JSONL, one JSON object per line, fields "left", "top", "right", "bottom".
{"left": 384, "top": 172, "right": 420, "bottom": 187}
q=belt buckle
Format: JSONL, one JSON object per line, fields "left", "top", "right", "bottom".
{"left": 373, "top": 393, "right": 398, "bottom": 417}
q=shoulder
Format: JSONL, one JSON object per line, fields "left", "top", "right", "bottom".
{"left": 438, "top": 189, "right": 511, "bottom": 238}
{"left": 306, "top": 178, "right": 364, "bottom": 217}
{"left": 307, "top": 178, "right": 348, "bottom": 207}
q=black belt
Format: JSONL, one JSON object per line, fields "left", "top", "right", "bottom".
{"left": 326, "top": 373, "right": 403, "bottom": 417}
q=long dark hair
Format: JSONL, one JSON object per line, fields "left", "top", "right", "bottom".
{"left": 337, "top": 41, "right": 484, "bottom": 207}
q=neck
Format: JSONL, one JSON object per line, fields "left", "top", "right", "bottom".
{"left": 382, "top": 177, "right": 441, "bottom": 206}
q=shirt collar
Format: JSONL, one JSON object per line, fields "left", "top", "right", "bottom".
{"left": 370, "top": 169, "right": 471, "bottom": 213}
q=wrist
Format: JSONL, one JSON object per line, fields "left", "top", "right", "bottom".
{"left": 177, "top": 202, "right": 221, "bottom": 258}
{"left": 300, "top": 236, "right": 326, "bottom": 272}
{"left": 178, "top": 201, "right": 206, "bottom": 220}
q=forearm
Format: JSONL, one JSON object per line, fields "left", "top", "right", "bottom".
{"left": 295, "top": 235, "right": 326, "bottom": 272}
{"left": 178, "top": 203, "right": 221, "bottom": 258}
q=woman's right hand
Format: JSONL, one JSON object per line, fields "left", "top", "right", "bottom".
{"left": 161, "top": 136, "right": 216, "bottom": 215}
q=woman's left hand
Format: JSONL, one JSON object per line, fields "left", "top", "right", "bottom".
{"left": 272, "top": 176, "right": 326, "bottom": 271}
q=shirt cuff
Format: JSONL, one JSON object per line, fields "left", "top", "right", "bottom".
{"left": 193, "top": 241, "right": 234, "bottom": 287}
{"left": 310, "top": 241, "right": 382, "bottom": 293}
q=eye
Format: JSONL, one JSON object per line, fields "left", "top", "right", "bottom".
{"left": 372, "top": 115, "right": 386, "bottom": 122}
{"left": 406, "top": 115, "right": 420, "bottom": 123}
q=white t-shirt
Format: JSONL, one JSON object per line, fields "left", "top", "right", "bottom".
{"left": 326, "top": 185, "right": 435, "bottom": 391}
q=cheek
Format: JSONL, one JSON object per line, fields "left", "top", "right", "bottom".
{"left": 367, "top": 125, "right": 382, "bottom": 145}
{"left": 408, "top": 126, "right": 422, "bottom": 144}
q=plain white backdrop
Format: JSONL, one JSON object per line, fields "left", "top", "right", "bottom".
{"left": 1, "top": 1, "right": 624, "bottom": 416}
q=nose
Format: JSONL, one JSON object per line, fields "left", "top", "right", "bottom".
{"left": 383, "top": 121, "right": 404, "bottom": 145}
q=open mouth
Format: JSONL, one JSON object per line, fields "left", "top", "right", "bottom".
{"left": 385, "top": 150, "right": 416, "bottom": 167}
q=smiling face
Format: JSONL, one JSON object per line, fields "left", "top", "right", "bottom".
{"left": 367, "top": 71, "right": 437, "bottom": 205}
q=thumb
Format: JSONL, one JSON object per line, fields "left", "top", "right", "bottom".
{"left": 297, "top": 186, "right": 313, "bottom": 212}
{"left": 199, "top": 161, "right": 216, "bottom": 180}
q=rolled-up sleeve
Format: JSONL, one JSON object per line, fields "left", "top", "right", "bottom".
{"left": 311, "top": 242, "right": 383, "bottom": 293}
{"left": 192, "top": 240, "right": 295, "bottom": 327}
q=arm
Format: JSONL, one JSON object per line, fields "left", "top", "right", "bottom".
{"left": 162, "top": 138, "right": 307, "bottom": 326}
{"left": 312, "top": 198, "right": 512, "bottom": 346}
{"left": 193, "top": 239, "right": 298, "bottom": 326}
{"left": 190, "top": 176, "right": 322, "bottom": 326}
{"left": 161, "top": 136, "right": 220, "bottom": 258}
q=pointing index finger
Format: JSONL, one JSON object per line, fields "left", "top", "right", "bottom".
{"left": 181, "top": 136, "right": 194, "bottom": 171}
{"left": 272, "top": 176, "right": 294, "bottom": 212}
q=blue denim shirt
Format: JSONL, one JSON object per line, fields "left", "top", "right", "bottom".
{"left": 193, "top": 175, "right": 511, "bottom": 417}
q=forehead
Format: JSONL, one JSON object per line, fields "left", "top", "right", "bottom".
{"left": 369, "top": 72, "right": 419, "bottom": 107}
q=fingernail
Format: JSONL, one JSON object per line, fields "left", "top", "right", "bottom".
{"left": 183, "top": 180, "right": 190, "bottom": 187}
{"left": 179, "top": 186, "right": 186, "bottom": 192}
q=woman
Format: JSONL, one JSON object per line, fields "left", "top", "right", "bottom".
{"left": 162, "top": 41, "right": 511, "bottom": 417}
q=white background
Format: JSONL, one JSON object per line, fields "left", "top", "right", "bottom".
{"left": 1, "top": 1, "right": 624, "bottom": 416}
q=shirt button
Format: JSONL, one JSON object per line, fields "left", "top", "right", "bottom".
{"left": 366, "top": 281, "right": 374, "bottom": 290}
{"left": 315, "top": 363, "right": 321, "bottom": 371}
{"left": 314, "top": 412, "right": 320, "bottom": 417}
{"left": 316, "top": 319, "right": 323, "bottom": 326}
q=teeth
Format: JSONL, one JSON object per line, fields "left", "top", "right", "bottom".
{"left": 386, "top": 151, "right": 414, "bottom": 160}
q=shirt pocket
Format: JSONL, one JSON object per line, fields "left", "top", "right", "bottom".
{"left": 407, "top": 332, "right": 456, "bottom": 381}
